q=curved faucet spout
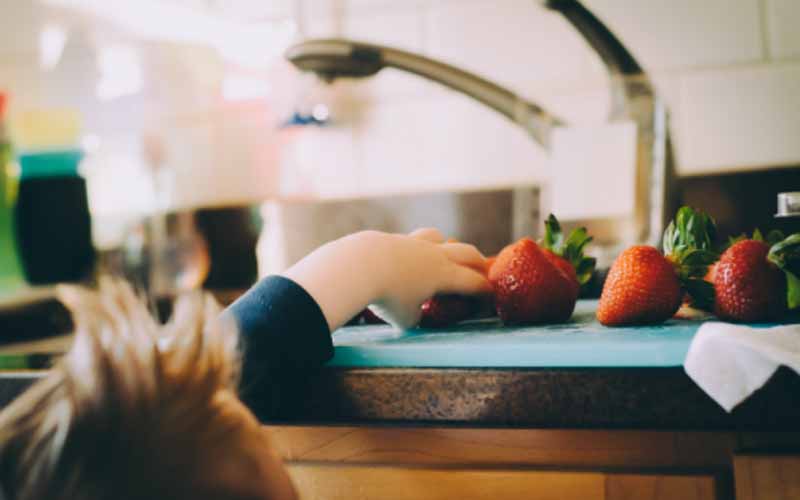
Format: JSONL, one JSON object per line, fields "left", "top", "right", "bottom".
{"left": 285, "top": 39, "right": 563, "bottom": 149}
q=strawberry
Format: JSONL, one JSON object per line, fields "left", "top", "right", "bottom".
{"left": 597, "top": 206, "right": 717, "bottom": 326}
{"left": 713, "top": 232, "right": 800, "bottom": 322}
{"left": 419, "top": 294, "right": 483, "bottom": 328}
{"left": 416, "top": 238, "right": 493, "bottom": 329}
{"left": 486, "top": 242, "right": 513, "bottom": 276}
{"left": 485, "top": 255, "right": 497, "bottom": 274}
{"left": 713, "top": 240, "right": 784, "bottom": 322}
{"left": 490, "top": 237, "right": 578, "bottom": 324}
{"left": 597, "top": 246, "right": 684, "bottom": 325}
{"left": 704, "top": 262, "right": 717, "bottom": 283}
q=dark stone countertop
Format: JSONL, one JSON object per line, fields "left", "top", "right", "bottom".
{"left": 253, "top": 365, "right": 800, "bottom": 430}
{"left": 5, "top": 364, "right": 797, "bottom": 431}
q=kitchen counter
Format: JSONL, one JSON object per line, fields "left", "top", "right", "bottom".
{"left": 2, "top": 302, "right": 798, "bottom": 431}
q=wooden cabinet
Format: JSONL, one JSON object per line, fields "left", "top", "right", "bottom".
{"left": 735, "top": 455, "right": 800, "bottom": 500}
{"left": 605, "top": 474, "right": 716, "bottom": 500}
{"left": 266, "top": 426, "right": 732, "bottom": 500}
{"left": 266, "top": 426, "right": 800, "bottom": 499}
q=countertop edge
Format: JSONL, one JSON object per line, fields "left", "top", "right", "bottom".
{"left": 2, "top": 366, "right": 797, "bottom": 430}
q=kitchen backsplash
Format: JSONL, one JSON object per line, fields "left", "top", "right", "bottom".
{"left": 257, "top": 189, "right": 514, "bottom": 274}
{"left": 0, "top": 0, "right": 798, "bottom": 209}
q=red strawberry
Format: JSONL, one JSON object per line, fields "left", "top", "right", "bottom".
{"left": 598, "top": 206, "right": 717, "bottom": 326}
{"left": 490, "top": 237, "right": 578, "bottom": 324}
{"left": 542, "top": 248, "right": 579, "bottom": 296}
{"left": 419, "top": 294, "right": 482, "bottom": 328}
{"left": 486, "top": 242, "right": 513, "bottom": 276}
{"left": 713, "top": 239, "right": 786, "bottom": 322}
{"left": 597, "top": 246, "right": 683, "bottom": 325}
{"left": 485, "top": 255, "right": 497, "bottom": 274}
{"left": 704, "top": 262, "right": 717, "bottom": 283}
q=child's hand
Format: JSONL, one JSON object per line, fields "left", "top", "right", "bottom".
{"left": 368, "top": 228, "right": 491, "bottom": 328}
{"left": 283, "top": 229, "right": 491, "bottom": 330}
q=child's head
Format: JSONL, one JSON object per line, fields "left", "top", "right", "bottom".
{"left": 0, "top": 282, "right": 296, "bottom": 500}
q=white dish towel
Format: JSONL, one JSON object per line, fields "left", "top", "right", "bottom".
{"left": 684, "top": 322, "right": 800, "bottom": 412}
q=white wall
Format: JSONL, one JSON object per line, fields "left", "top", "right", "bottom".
{"left": 276, "top": 0, "right": 800, "bottom": 199}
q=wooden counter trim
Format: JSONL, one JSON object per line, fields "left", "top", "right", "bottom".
{"left": 265, "top": 426, "right": 737, "bottom": 469}
{"left": 285, "top": 464, "right": 718, "bottom": 500}
{"left": 288, "top": 464, "right": 606, "bottom": 500}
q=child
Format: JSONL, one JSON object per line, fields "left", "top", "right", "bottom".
{"left": 0, "top": 229, "right": 489, "bottom": 500}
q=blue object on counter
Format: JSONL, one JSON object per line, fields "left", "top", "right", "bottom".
{"left": 279, "top": 111, "right": 329, "bottom": 129}
{"left": 330, "top": 300, "right": 786, "bottom": 368}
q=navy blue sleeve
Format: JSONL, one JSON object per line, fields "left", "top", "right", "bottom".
{"left": 223, "top": 276, "right": 333, "bottom": 399}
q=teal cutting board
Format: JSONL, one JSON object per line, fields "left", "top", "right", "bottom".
{"left": 330, "top": 300, "right": 782, "bottom": 368}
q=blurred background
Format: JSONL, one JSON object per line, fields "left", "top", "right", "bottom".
{"left": 0, "top": 0, "right": 798, "bottom": 317}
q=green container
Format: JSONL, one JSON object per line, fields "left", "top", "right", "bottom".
{"left": 0, "top": 125, "right": 26, "bottom": 294}
{"left": 18, "top": 149, "right": 82, "bottom": 179}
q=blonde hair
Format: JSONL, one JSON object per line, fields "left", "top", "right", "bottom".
{"left": 0, "top": 281, "right": 253, "bottom": 500}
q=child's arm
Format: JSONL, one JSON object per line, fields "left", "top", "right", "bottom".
{"left": 224, "top": 229, "right": 489, "bottom": 375}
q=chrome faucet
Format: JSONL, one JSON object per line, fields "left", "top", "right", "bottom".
{"left": 285, "top": 0, "right": 675, "bottom": 262}
{"left": 285, "top": 38, "right": 564, "bottom": 150}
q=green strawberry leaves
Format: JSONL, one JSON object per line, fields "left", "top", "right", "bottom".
{"left": 768, "top": 233, "right": 800, "bottom": 310}
{"left": 767, "top": 230, "right": 786, "bottom": 246}
{"left": 543, "top": 214, "right": 564, "bottom": 251}
{"left": 676, "top": 249, "right": 718, "bottom": 278}
{"left": 574, "top": 256, "right": 597, "bottom": 286}
{"left": 542, "top": 214, "right": 596, "bottom": 286}
{"left": 663, "top": 206, "right": 718, "bottom": 256}
{"left": 785, "top": 272, "right": 800, "bottom": 311}
{"left": 730, "top": 229, "right": 784, "bottom": 248}
{"left": 725, "top": 234, "right": 747, "bottom": 250}
{"left": 752, "top": 228, "right": 785, "bottom": 245}
{"left": 663, "top": 206, "right": 719, "bottom": 308}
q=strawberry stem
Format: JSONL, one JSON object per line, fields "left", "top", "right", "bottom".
{"left": 542, "top": 214, "right": 596, "bottom": 286}
{"left": 662, "top": 206, "right": 719, "bottom": 308}
{"left": 768, "top": 233, "right": 800, "bottom": 310}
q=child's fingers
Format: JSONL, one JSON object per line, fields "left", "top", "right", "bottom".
{"left": 441, "top": 242, "right": 486, "bottom": 271}
{"left": 409, "top": 227, "right": 445, "bottom": 243}
{"left": 438, "top": 264, "right": 492, "bottom": 295}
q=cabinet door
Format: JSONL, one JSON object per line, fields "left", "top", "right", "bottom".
{"left": 605, "top": 474, "right": 717, "bottom": 500}
{"left": 735, "top": 455, "right": 800, "bottom": 500}
{"left": 287, "top": 465, "right": 716, "bottom": 500}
